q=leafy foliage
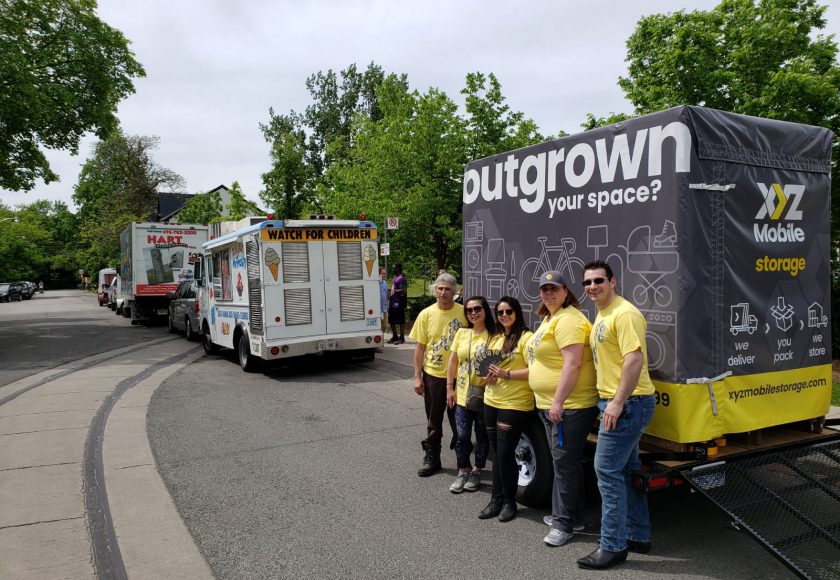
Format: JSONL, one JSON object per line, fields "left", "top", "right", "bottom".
{"left": 619, "top": 0, "right": 840, "bottom": 264}
{"left": 176, "top": 188, "right": 223, "bottom": 225}
{"left": 72, "top": 130, "right": 183, "bottom": 275}
{"left": 259, "top": 111, "right": 312, "bottom": 218}
{"left": 0, "top": 0, "right": 145, "bottom": 191}
{"left": 0, "top": 200, "right": 77, "bottom": 283}
{"left": 265, "top": 66, "right": 544, "bottom": 281}
{"left": 226, "top": 181, "right": 262, "bottom": 220}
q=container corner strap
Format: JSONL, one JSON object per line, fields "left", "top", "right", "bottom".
{"left": 686, "top": 371, "right": 733, "bottom": 417}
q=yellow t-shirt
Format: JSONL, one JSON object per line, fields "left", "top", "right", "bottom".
{"left": 590, "top": 296, "right": 655, "bottom": 399}
{"left": 483, "top": 331, "right": 535, "bottom": 411}
{"left": 409, "top": 303, "right": 466, "bottom": 378}
{"left": 449, "top": 328, "right": 490, "bottom": 407}
{"left": 526, "top": 307, "right": 598, "bottom": 410}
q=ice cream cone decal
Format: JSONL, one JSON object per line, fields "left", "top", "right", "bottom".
{"left": 265, "top": 247, "right": 280, "bottom": 281}
{"left": 362, "top": 244, "right": 376, "bottom": 277}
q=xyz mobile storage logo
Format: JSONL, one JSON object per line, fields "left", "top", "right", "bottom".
{"left": 753, "top": 183, "right": 805, "bottom": 243}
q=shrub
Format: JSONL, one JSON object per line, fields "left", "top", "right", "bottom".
{"left": 407, "top": 295, "right": 436, "bottom": 322}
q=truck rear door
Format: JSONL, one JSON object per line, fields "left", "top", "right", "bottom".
{"left": 322, "top": 240, "right": 376, "bottom": 335}
{"left": 264, "top": 241, "right": 328, "bottom": 340}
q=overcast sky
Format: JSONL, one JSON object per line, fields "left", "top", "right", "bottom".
{"left": 2, "top": 0, "right": 838, "bottom": 211}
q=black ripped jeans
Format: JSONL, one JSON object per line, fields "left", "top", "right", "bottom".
{"left": 484, "top": 405, "right": 530, "bottom": 506}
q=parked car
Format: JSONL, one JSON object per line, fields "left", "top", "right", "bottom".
{"left": 17, "top": 281, "right": 35, "bottom": 300}
{"left": 108, "top": 276, "right": 125, "bottom": 314}
{"left": 167, "top": 280, "right": 201, "bottom": 340}
{"left": 0, "top": 282, "right": 24, "bottom": 302}
{"left": 97, "top": 268, "right": 117, "bottom": 306}
{"left": 107, "top": 276, "right": 119, "bottom": 311}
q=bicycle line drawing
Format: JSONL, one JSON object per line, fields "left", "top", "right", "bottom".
{"left": 518, "top": 236, "right": 586, "bottom": 302}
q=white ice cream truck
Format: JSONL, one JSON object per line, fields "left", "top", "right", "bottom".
{"left": 199, "top": 216, "right": 383, "bottom": 371}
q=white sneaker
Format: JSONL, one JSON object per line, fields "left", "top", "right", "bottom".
{"left": 449, "top": 473, "right": 468, "bottom": 494}
{"left": 544, "top": 528, "right": 574, "bottom": 547}
{"left": 544, "top": 514, "right": 585, "bottom": 531}
{"left": 463, "top": 471, "right": 481, "bottom": 492}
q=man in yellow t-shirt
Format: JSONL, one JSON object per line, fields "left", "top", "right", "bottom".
{"left": 578, "top": 260, "right": 656, "bottom": 571}
{"left": 409, "top": 273, "right": 466, "bottom": 476}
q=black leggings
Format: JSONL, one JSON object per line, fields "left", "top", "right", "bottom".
{"left": 484, "top": 405, "right": 530, "bottom": 505}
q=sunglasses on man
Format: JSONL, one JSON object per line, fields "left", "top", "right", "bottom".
{"left": 582, "top": 277, "right": 606, "bottom": 287}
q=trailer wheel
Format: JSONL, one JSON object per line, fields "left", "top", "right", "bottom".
{"left": 202, "top": 323, "right": 219, "bottom": 355}
{"left": 515, "top": 413, "right": 553, "bottom": 508}
{"left": 237, "top": 331, "right": 261, "bottom": 373}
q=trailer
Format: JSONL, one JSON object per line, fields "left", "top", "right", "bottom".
{"left": 462, "top": 105, "right": 836, "bottom": 578}
{"left": 119, "top": 222, "right": 209, "bottom": 324}
{"left": 198, "top": 216, "right": 383, "bottom": 372}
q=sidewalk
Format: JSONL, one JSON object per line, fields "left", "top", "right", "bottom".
{"left": 0, "top": 339, "right": 213, "bottom": 580}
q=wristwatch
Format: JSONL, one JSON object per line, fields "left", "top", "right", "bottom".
{"left": 506, "top": 370, "right": 511, "bottom": 380}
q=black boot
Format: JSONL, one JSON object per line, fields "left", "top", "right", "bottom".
{"left": 417, "top": 441, "right": 441, "bottom": 477}
{"left": 478, "top": 498, "right": 503, "bottom": 519}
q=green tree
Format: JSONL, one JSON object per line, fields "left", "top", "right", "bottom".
{"left": 462, "top": 72, "right": 545, "bottom": 159}
{"left": 73, "top": 130, "right": 183, "bottom": 275}
{"left": 618, "top": 0, "right": 840, "bottom": 260}
{"left": 177, "top": 189, "right": 223, "bottom": 224}
{"left": 226, "top": 181, "right": 261, "bottom": 220}
{"left": 302, "top": 62, "right": 390, "bottom": 180}
{"left": 12, "top": 200, "right": 79, "bottom": 281}
{"left": 0, "top": 0, "right": 145, "bottom": 191}
{"left": 0, "top": 203, "right": 51, "bottom": 281}
{"left": 325, "top": 76, "right": 468, "bottom": 276}
{"left": 259, "top": 111, "right": 312, "bottom": 218}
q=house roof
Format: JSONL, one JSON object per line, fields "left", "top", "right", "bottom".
{"left": 156, "top": 192, "right": 194, "bottom": 222}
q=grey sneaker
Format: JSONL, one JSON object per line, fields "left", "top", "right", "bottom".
{"left": 543, "top": 515, "right": 585, "bottom": 531}
{"left": 544, "top": 528, "right": 574, "bottom": 547}
{"left": 463, "top": 471, "right": 481, "bottom": 492}
{"left": 449, "top": 473, "right": 469, "bottom": 494}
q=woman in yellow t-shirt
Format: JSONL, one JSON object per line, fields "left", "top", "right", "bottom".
{"left": 526, "top": 270, "right": 598, "bottom": 547}
{"left": 479, "top": 296, "right": 533, "bottom": 523}
{"left": 445, "top": 296, "right": 497, "bottom": 495}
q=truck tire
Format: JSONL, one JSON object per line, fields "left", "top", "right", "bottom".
{"left": 237, "top": 331, "right": 261, "bottom": 373}
{"left": 202, "top": 322, "right": 219, "bottom": 355}
{"left": 185, "top": 318, "right": 196, "bottom": 341}
{"left": 515, "top": 413, "right": 553, "bottom": 508}
{"left": 168, "top": 315, "right": 176, "bottom": 333}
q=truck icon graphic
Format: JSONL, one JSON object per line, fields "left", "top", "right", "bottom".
{"left": 730, "top": 303, "right": 758, "bottom": 335}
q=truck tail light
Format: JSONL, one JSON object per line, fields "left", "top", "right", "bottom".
{"left": 374, "top": 335, "right": 382, "bottom": 344}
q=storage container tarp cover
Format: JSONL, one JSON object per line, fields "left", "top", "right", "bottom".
{"left": 462, "top": 106, "right": 833, "bottom": 443}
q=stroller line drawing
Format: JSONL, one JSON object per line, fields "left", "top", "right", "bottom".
{"left": 618, "top": 221, "right": 678, "bottom": 308}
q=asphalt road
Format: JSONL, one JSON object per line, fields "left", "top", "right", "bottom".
{"left": 0, "top": 291, "right": 797, "bottom": 579}
{"left": 148, "top": 351, "right": 795, "bottom": 579}
{"left": 0, "top": 289, "right": 163, "bottom": 387}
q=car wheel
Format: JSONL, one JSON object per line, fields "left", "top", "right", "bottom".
{"left": 185, "top": 318, "right": 195, "bottom": 341}
{"left": 202, "top": 323, "right": 219, "bottom": 355}
{"left": 515, "top": 413, "right": 553, "bottom": 508}
{"left": 237, "top": 331, "right": 261, "bottom": 373}
{"left": 167, "top": 314, "right": 176, "bottom": 333}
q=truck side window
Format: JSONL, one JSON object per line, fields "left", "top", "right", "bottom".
{"left": 212, "top": 251, "right": 223, "bottom": 300}
{"left": 212, "top": 248, "right": 233, "bottom": 301}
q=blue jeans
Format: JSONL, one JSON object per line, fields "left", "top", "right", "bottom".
{"left": 454, "top": 405, "right": 488, "bottom": 470}
{"left": 594, "top": 395, "right": 655, "bottom": 552}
